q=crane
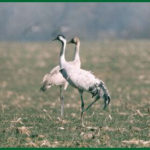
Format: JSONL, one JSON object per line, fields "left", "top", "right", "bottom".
{"left": 53, "top": 35, "right": 111, "bottom": 126}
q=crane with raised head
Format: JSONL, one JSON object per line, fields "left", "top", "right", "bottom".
{"left": 53, "top": 35, "right": 111, "bottom": 126}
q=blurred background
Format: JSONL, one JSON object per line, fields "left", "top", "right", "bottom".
{"left": 1, "top": 3, "right": 150, "bottom": 41}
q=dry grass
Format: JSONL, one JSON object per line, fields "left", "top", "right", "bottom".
{"left": 0, "top": 40, "right": 150, "bottom": 147}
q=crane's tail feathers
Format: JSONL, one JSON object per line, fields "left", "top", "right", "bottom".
{"left": 89, "top": 85, "right": 100, "bottom": 98}
{"left": 89, "top": 81, "right": 111, "bottom": 109}
{"left": 99, "top": 81, "right": 111, "bottom": 109}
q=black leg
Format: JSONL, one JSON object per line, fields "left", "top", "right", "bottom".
{"left": 84, "top": 95, "right": 100, "bottom": 112}
{"left": 84, "top": 90, "right": 100, "bottom": 113}
{"left": 80, "top": 91, "right": 85, "bottom": 127}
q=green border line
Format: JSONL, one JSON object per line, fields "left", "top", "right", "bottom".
{"left": 0, "top": 148, "right": 150, "bottom": 150}
{"left": 0, "top": 148, "right": 149, "bottom": 149}
{"left": 0, "top": 0, "right": 150, "bottom": 2}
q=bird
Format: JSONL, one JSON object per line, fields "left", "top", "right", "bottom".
{"left": 40, "top": 36, "right": 81, "bottom": 117}
{"left": 53, "top": 35, "right": 111, "bottom": 126}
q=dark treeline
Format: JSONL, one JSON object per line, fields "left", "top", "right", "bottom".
{"left": 0, "top": 3, "right": 150, "bottom": 41}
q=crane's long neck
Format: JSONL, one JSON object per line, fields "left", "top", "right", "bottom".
{"left": 59, "top": 41, "right": 67, "bottom": 69}
{"left": 73, "top": 42, "right": 80, "bottom": 62}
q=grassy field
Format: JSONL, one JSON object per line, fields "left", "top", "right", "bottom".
{"left": 0, "top": 40, "right": 150, "bottom": 147}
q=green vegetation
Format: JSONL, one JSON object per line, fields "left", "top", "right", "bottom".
{"left": 0, "top": 40, "right": 150, "bottom": 147}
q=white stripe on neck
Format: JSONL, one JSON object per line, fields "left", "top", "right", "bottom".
{"left": 59, "top": 40, "right": 67, "bottom": 69}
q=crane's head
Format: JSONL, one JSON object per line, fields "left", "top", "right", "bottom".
{"left": 68, "top": 37, "right": 80, "bottom": 45}
{"left": 53, "top": 35, "right": 67, "bottom": 43}
{"left": 40, "top": 73, "right": 52, "bottom": 92}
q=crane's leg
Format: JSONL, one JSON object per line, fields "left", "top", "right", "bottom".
{"left": 80, "top": 91, "right": 85, "bottom": 127}
{"left": 84, "top": 95, "right": 100, "bottom": 113}
{"left": 60, "top": 86, "right": 64, "bottom": 117}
